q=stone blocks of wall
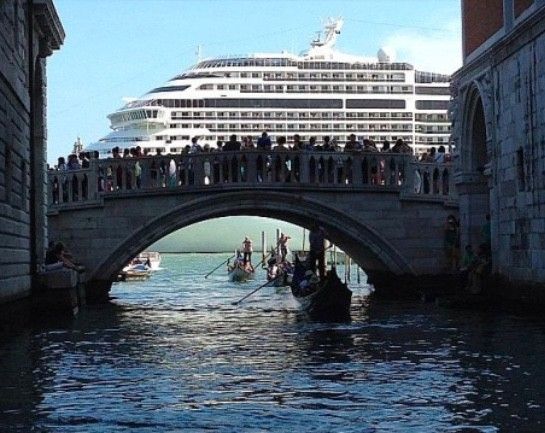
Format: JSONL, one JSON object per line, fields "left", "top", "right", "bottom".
{"left": 494, "top": 31, "right": 545, "bottom": 283}
{"left": 0, "top": 0, "right": 64, "bottom": 303}
{"left": 454, "top": 5, "right": 545, "bottom": 291}
{"left": 0, "top": 1, "right": 32, "bottom": 303}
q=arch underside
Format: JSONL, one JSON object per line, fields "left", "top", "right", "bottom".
{"left": 462, "top": 84, "right": 488, "bottom": 172}
{"left": 90, "top": 191, "right": 415, "bottom": 282}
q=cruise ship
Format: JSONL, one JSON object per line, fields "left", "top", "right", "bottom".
{"left": 86, "top": 19, "right": 451, "bottom": 157}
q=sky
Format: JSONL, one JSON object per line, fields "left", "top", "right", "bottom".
{"left": 46, "top": 0, "right": 462, "bottom": 252}
{"left": 47, "top": 0, "right": 462, "bottom": 162}
{"left": 153, "top": 217, "right": 305, "bottom": 253}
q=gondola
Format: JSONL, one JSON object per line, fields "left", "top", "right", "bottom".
{"left": 290, "top": 257, "right": 352, "bottom": 322}
{"left": 227, "top": 262, "right": 255, "bottom": 282}
{"left": 265, "top": 253, "right": 293, "bottom": 288}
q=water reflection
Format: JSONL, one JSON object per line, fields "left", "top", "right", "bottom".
{"left": 0, "top": 254, "right": 544, "bottom": 432}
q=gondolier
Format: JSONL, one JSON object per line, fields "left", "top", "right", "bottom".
{"left": 277, "top": 233, "right": 291, "bottom": 262}
{"left": 242, "top": 236, "right": 253, "bottom": 266}
{"left": 308, "top": 223, "right": 326, "bottom": 279}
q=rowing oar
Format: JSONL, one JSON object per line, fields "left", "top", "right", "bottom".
{"left": 231, "top": 274, "right": 283, "bottom": 306}
{"left": 204, "top": 254, "right": 235, "bottom": 279}
{"left": 254, "top": 251, "right": 272, "bottom": 269}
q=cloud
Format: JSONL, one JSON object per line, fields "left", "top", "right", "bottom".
{"left": 383, "top": 19, "right": 462, "bottom": 75}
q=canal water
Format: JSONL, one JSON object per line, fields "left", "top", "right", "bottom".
{"left": 1, "top": 253, "right": 545, "bottom": 432}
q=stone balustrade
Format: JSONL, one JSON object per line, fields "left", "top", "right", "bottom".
{"left": 47, "top": 151, "right": 456, "bottom": 209}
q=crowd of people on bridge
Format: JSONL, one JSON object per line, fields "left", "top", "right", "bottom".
{"left": 48, "top": 132, "right": 453, "bottom": 204}
{"left": 49, "top": 132, "right": 453, "bottom": 171}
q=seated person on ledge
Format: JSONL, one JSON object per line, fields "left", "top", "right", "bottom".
{"left": 46, "top": 242, "right": 84, "bottom": 272}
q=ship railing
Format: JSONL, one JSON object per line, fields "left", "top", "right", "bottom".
{"left": 47, "top": 151, "right": 456, "bottom": 208}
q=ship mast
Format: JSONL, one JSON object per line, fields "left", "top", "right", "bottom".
{"left": 307, "top": 17, "right": 343, "bottom": 58}
{"left": 310, "top": 17, "right": 343, "bottom": 49}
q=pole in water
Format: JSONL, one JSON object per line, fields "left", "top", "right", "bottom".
{"left": 261, "top": 230, "right": 265, "bottom": 263}
{"left": 302, "top": 227, "right": 306, "bottom": 253}
{"left": 344, "top": 251, "right": 348, "bottom": 283}
{"left": 276, "top": 228, "right": 281, "bottom": 258}
{"left": 357, "top": 266, "right": 361, "bottom": 284}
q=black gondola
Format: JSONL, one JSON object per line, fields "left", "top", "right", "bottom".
{"left": 290, "top": 257, "right": 352, "bottom": 322}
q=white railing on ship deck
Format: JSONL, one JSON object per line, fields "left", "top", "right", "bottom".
{"left": 47, "top": 150, "right": 456, "bottom": 209}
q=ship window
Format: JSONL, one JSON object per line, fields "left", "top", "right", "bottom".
{"left": 346, "top": 99, "right": 406, "bottom": 109}
{"left": 203, "top": 98, "right": 342, "bottom": 109}
{"left": 415, "top": 100, "right": 449, "bottom": 110}
{"left": 147, "top": 85, "right": 189, "bottom": 94}
{"left": 415, "top": 86, "right": 450, "bottom": 95}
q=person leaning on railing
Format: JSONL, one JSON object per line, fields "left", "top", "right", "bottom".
{"left": 391, "top": 138, "right": 412, "bottom": 154}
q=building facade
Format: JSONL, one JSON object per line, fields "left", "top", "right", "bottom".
{"left": 452, "top": 0, "right": 545, "bottom": 296}
{"left": 0, "top": 0, "right": 64, "bottom": 303}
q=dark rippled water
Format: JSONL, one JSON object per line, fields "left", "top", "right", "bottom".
{"left": 1, "top": 253, "right": 545, "bottom": 432}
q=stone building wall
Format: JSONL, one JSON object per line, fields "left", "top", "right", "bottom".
{"left": 493, "top": 31, "right": 545, "bottom": 284}
{"left": 452, "top": 3, "right": 545, "bottom": 295}
{"left": 0, "top": 0, "right": 63, "bottom": 303}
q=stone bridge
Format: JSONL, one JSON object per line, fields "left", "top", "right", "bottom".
{"left": 47, "top": 150, "right": 458, "bottom": 298}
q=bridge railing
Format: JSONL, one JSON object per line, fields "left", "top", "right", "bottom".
{"left": 47, "top": 151, "right": 456, "bottom": 208}
{"left": 403, "top": 160, "right": 457, "bottom": 200}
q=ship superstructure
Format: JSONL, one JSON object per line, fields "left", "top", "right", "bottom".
{"left": 86, "top": 18, "right": 451, "bottom": 157}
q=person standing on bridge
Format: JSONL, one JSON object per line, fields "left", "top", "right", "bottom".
{"left": 308, "top": 223, "right": 327, "bottom": 279}
{"left": 257, "top": 131, "right": 272, "bottom": 150}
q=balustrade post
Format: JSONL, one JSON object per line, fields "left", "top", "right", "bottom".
{"left": 87, "top": 161, "right": 98, "bottom": 200}
{"left": 448, "top": 165, "right": 457, "bottom": 200}
{"left": 67, "top": 174, "right": 73, "bottom": 202}
{"left": 193, "top": 155, "right": 204, "bottom": 186}
{"left": 332, "top": 156, "right": 339, "bottom": 184}
{"left": 244, "top": 152, "right": 255, "bottom": 184}
{"left": 438, "top": 166, "right": 444, "bottom": 195}
{"left": 279, "top": 154, "right": 286, "bottom": 184}
{"left": 59, "top": 175, "right": 66, "bottom": 203}
{"left": 402, "top": 158, "right": 416, "bottom": 196}
{"left": 299, "top": 153, "right": 309, "bottom": 184}
{"left": 352, "top": 154, "right": 362, "bottom": 185}
{"left": 47, "top": 173, "right": 53, "bottom": 205}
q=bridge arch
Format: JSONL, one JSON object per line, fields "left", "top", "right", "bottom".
{"left": 461, "top": 84, "right": 489, "bottom": 174}
{"left": 91, "top": 191, "right": 415, "bottom": 283}
{"left": 458, "top": 82, "right": 492, "bottom": 251}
